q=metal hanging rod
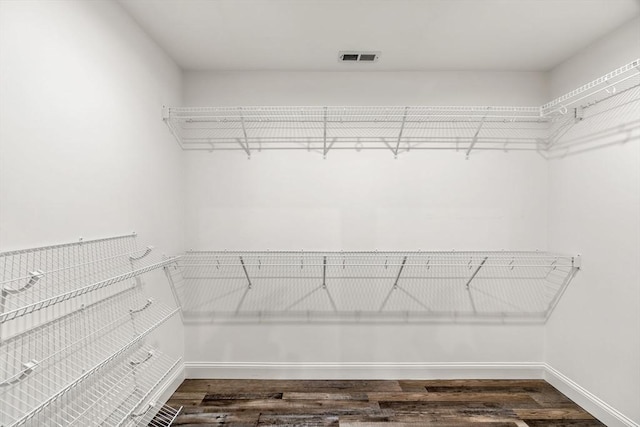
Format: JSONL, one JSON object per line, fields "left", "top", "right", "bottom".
{"left": 163, "top": 59, "right": 640, "bottom": 157}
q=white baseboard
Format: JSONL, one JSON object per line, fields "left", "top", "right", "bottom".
{"left": 152, "top": 362, "right": 185, "bottom": 406}
{"left": 185, "top": 361, "right": 544, "bottom": 380}
{"left": 544, "top": 363, "right": 639, "bottom": 427}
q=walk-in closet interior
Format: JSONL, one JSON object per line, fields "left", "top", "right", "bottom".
{"left": 0, "top": 0, "right": 639, "bottom": 426}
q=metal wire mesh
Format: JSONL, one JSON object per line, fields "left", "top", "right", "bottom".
{"left": 0, "top": 236, "right": 181, "bottom": 427}
{"left": 172, "top": 251, "right": 580, "bottom": 323}
{"left": 0, "top": 234, "right": 178, "bottom": 326}
{"left": 135, "top": 403, "right": 182, "bottom": 427}
{"left": 165, "top": 105, "right": 548, "bottom": 154}
{"left": 546, "top": 79, "right": 640, "bottom": 158}
{"left": 24, "top": 347, "right": 180, "bottom": 427}
{"left": 163, "top": 59, "right": 640, "bottom": 156}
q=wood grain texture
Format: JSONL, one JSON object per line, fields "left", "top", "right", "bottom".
{"left": 164, "top": 379, "right": 604, "bottom": 426}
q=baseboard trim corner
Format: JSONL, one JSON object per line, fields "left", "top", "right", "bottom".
{"left": 544, "top": 363, "right": 638, "bottom": 427}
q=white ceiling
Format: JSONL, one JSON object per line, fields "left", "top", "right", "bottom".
{"left": 118, "top": 0, "right": 639, "bottom": 71}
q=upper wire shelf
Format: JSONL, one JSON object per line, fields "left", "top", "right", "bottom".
{"left": 166, "top": 250, "right": 581, "bottom": 323}
{"left": 163, "top": 59, "right": 640, "bottom": 157}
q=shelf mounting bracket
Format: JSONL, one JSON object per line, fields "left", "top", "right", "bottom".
{"left": 323, "top": 107, "right": 328, "bottom": 158}
{"left": 379, "top": 256, "right": 407, "bottom": 311}
{"left": 240, "top": 257, "right": 252, "bottom": 289}
{"left": 129, "top": 246, "right": 153, "bottom": 261}
{"left": 465, "top": 257, "right": 488, "bottom": 289}
{"left": 466, "top": 111, "right": 489, "bottom": 159}
{"left": 394, "top": 107, "right": 409, "bottom": 157}
{"left": 238, "top": 107, "right": 251, "bottom": 157}
{"left": 322, "top": 256, "right": 338, "bottom": 312}
{"left": 235, "top": 256, "right": 252, "bottom": 314}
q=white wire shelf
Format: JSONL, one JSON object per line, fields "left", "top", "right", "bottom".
{"left": 72, "top": 351, "right": 181, "bottom": 427}
{"left": 163, "top": 59, "right": 640, "bottom": 157}
{"left": 0, "top": 292, "right": 179, "bottom": 426}
{"left": 167, "top": 251, "right": 580, "bottom": 323}
{"left": 133, "top": 403, "right": 182, "bottom": 427}
{"left": 20, "top": 346, "right": 182, "bottom": 427}
{"left": 0, "top": 235, "right": 182, "bottom": 427}
{"left": 0, "top": 234, "right": 178, "bottom": 324}
{"left": 545, "top": 77, "right": 640, "bottom": 158}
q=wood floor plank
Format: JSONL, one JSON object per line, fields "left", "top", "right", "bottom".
{"left": 283, "top": 392, "right": 370, "bottom": 401}
{"left": 339, "top": 423, "right": 521, "bottom": 427}
{"left": 258, "top": 414, "right": 339, "bottom": 426}
{"left": 183, "top": 399, "right": 381, "bottom": 417}
{"left": 173, "top": 409, "right": 261, "bottom": 426}
{"left": 203, "top": 392, "right": 283, "bottom": 401}
{"left": 370, "top": 391, "right": 539, "bottom": 404}
{"left": 398, "top": 379, "right": 550, "bottom": 391}
{"left": 166, "top": 399, "right": 206, "bottom": 407}
{"left": 514, "top": 408, "right": 598, "bottom": 420}
{"left": 524, "top": 420, "right": 606, "bottom": 427}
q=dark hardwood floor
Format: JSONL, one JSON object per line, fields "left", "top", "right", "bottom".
{"left": 164, "top": 379, "right": 604, "bottom": 426}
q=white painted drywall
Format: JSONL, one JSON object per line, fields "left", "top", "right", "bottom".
{"left": 182, "top": 70, "right": 549, "bottom": 366}
{"left": 0, "top": 1, "right": 185, "bottom": 358}
{"left": 546, "top": 17, "right": 640, "bottom": 425}
{"left": 184, "top": 70, "right": 548, "bottom": 107}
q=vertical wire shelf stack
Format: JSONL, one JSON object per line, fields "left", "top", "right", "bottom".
{"left": 0, "top": 234, "right": 182, "bottom": 427}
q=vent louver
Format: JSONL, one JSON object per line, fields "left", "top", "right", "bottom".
{"left": 339, "top": 51, "right": 380, "bottom": 63}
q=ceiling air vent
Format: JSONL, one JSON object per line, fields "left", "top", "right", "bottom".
{"left": 339, "top": 51, "right": 380, "bottom": 63}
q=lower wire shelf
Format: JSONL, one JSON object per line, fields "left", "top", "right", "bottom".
{"left": 133, "top": 402, "right": 182, "bottom": 427}
{"left": 25, "top": 346, "right": 181, "bottom": 427}
{"left": 0, "top": 235, "right": 182, "bottom": 427}
{"left": 0, "top": 297, "right": 179, "bottom": 426}
{"left": 168, "top": 251, "right": 581, "bottom": 323}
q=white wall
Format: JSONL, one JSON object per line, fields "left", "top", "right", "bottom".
{"left": 545, "top": 17, "right": 640, "bottom": 425}
{"left": 182, "top": 70, "right": 549, "bottom": 369}
{"left": 0, "top": 0, "right": 185, "bottom": 361}
{"left": 185, "top": 70, "right": 548, "bottom": 107}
